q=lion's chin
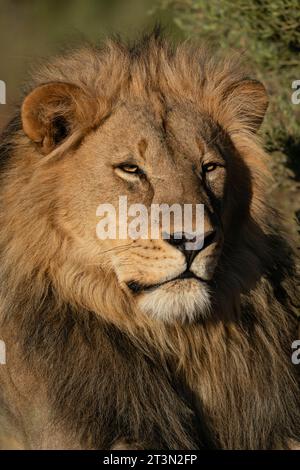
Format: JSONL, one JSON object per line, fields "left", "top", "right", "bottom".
{"left": 137, "top": 278, "right": 211, "bottom": 323}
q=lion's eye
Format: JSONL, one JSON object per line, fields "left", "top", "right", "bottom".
{"left": 114, "top": 163, "right": 144, "bottom": 181}
{"left": 202, "top": 163, "right": 218, "bottom": 173}
{"left": 119, "top": 164, "right": 140, "bottom": 174}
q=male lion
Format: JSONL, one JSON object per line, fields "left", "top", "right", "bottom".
{"left": 0, "top": 30, "right": 299, "bottom": 450}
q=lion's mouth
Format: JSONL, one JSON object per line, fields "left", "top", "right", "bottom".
{"left": 127, "top": 270, "right": 208, "bottom": 294}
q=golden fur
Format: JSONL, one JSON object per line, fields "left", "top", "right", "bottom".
{"left": 0, "top": 29, "right": 299, "bottom": 449}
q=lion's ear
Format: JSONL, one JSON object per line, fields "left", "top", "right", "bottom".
{"left": 21, "top": 82, "right": 97, "bottom": 154}
{"left": 224, "top": 79, "right": 269, "bottom": 133}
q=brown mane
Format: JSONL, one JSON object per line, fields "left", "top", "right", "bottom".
{"left": 0, "top": 29, "right": 299, "bottom": 450}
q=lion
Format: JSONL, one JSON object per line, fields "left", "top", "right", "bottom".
{"left": 0, "top": 29, "right": 299, "bottom": 450}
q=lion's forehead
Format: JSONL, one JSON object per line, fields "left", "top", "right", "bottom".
{"left": 87, "top": 100, "right": 223, "bottom": 167}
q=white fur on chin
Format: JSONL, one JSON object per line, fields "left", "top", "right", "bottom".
{"left": 138, "top": 279, "right": 211, "bottom": 323}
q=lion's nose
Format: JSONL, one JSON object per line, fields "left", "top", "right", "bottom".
{"left": 165, "top": 230, "right": 216, "bottom": 266}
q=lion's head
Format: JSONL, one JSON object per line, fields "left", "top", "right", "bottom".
{"left": 1, "top": 30, "right": 300, "bottom": 452}
{"left": 2, "top": 33, "right": 271, "bottom": 327}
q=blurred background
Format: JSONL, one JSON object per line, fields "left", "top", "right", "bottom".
{"left": 0, "top": 0, "right": 299, "bottom": 239}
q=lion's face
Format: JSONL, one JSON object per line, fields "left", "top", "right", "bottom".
{"left": 46, "top": 100, "right": 231, "bottom": 323}
{"left": 20, "top": 45, "right": 267, "bottom": 324}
